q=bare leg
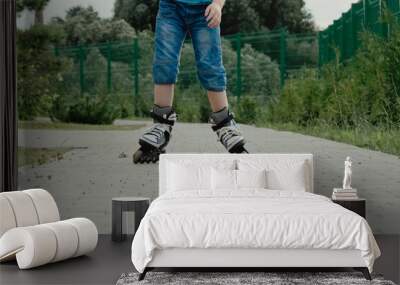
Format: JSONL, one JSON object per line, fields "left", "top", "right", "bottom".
{"left": 154, "top": 84, "right": 174, "bottom": 107}
{"left": 207, "top": 90, "right": 228, "bottom": 112}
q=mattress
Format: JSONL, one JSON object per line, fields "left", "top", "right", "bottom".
{"left": 131, "top": 190, "right": 380, "bottom": 273}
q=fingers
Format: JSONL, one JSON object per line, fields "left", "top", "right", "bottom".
{"left": 206, "top": 9, "right": 215, "bottom": 22}
{"left": 208, "top": 16, "right": 220, "bottom": 28}
{"left": 205, "top": 5, "right": 211, "bottom": 17}
{"left": 205, "top": 6, "right": 221, "bottom": 28}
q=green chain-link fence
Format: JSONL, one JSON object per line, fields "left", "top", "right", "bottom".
{"left": 54, "top": 30, "right": 317, "bottom": 107}
{"left": 319, "top": 0, "right": 400, "bottom": 65}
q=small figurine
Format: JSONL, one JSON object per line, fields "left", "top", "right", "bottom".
{"left": 343, "top": 156, "right": 352, "bottom": 190}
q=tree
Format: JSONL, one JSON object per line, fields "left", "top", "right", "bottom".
{"left": 222, "top": 0, "right": 315, "bottom": 34}
{"left": 17, "top": 0, "right": 51, "bottom": 25}
{"left": 220, "top": 0, "right": 262, "bottom": 34}
{"left": 114, "top": 0, "right": 158, "bottom": 31}
{"left": 113, "top": 0, "right": 315, "bottom": 34}
{"left": 258, "top": 0, "right": 315, "bottom": 33}
{"left": 17, "top": 25, "right": 69, "bottom": 120}
{"left": 59, "top": 6, "right": 136, "bottom": 45}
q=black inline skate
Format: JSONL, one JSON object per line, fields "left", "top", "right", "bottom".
{"left": 133, "top": 105, "right": 177, "bottom": 164}
{"left": 209, "top": 107, "right": 248, "bottom": 153}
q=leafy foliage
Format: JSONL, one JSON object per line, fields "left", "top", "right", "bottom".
{"left": 266, "top": 26, "right": 400, "bottom": 130}
{"left": 17, "top": 25, "right": 69, "bottom": 120}
{"left": 50, "top": 47, "right": 137, "bottom": 122}
{"left": 114, "top": 0, "right": 158, "bottom": 32}
{"left": 59, "top": 6, "right": 136, "bottom": 45}
{"left": 51, "top": 93, "right": 119, "bottom": 124}
{"left": 233, "top": 97, "right": 259, "bottom": 125}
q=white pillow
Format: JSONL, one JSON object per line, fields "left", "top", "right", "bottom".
{"left": 236, "top": 169, "right": 267, "bottom": 189}
{"left": 211, "top": 168, "right": 236, "bottom": 190}
{"left": 167, "top": 163, "right": 212, "bottom": 191}
{"left": 238, "top": 159, "right": 307, "bottom": 191}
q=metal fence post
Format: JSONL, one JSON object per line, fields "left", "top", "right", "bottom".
{"left": 387, "top": 0, "right": 400, "bottom": 37}
{"left": 133, "top": 38, "right": 139, "bottom": 99}
{"left": 380, "top": 0, "right": 389, "bottom": 39}
{"left": 318, "top": 32, "right": 323, "bottom": 70}
{"left": 132, "top": 38, "right": 139, "bottom": 115}
{"left": 107, "top": 42, "right": 112, "bottom": 93}
{"left": 235, "top": 33, "right": 242, "bottom": 100}
{"left": 79, "top": 45, "right": 85, "bottom": 95}
{"left": 351, "top": 3, "right": 358, "bottom": 54}
{"left": 364, "top": 0, "right": 373, "bottom": 29}
{"left": 279, "top": 29, "right": 287, "bottom": 87}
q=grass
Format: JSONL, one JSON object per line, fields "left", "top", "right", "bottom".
{"left": 18, "top": 121, "right": 146, "bottom": 131}
{"left": 260, "top": 122, "right": 400, "bottom": 157}
{"left": 18, "top": 147, "right": 74, "bottom": 167}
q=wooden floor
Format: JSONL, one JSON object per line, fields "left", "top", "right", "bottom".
{"left": 0, "top": 235, "right": 398, "bottom": 285}
{"left": 0, "top": 235, "right": 133, "bottom": 285}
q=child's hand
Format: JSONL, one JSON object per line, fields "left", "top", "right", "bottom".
{"left": 205, "top": 2, "right": 222, "bottom": 28}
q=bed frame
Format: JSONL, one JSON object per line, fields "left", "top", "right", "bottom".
{"left": 140, "top": 248, "right": 371, "bottom": 280}
{"left": 139, "top": 154, "right": 372, "bottom": 281}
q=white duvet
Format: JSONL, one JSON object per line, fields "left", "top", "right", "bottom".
{"left": 131, "top": 190, "right": 380, "bottom": 273}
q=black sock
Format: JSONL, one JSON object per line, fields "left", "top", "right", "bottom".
{"left": 211, "top": 107, "right": 229, "bottom": 125}
{"left": 153, "top": 105, "right": 173, "bottom": 117}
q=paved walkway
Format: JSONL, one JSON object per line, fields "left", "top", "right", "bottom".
{"left": 18, "top": 121, "right": 400, "bottom": 234}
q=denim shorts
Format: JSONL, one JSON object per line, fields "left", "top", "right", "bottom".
{"left": 153, "top": 0, "right": 227, "bottom": 92}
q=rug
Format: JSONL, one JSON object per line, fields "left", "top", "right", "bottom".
{"left": 116, "top": 272, "right": 396, "bottom": 285}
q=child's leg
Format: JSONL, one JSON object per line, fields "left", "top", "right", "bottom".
{"left": 155, "top": 84, "right": 174, "bottom": 107}
{"left": 133, "top": 0, "right": 186, "bottom": 163}
{"left": 207, "top": 90, "right": 228, "bottom": 112}
{"left": 152, "top": 0, "right": 187, "bottom": 107}
{"left": 189, "top": 20, "right": 247, "bottom": 153}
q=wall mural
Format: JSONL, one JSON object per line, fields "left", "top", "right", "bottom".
{"left": 17, "top": 0, "right": 400, "bottom": 234}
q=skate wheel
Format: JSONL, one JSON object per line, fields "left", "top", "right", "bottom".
{"left": 133, "top": 149, "right": 144, "bottom": 164}
{"left": 133, "top": 147, "right": 164, "bottom": 164}
{"left": 144, "top": 153, "right": 152, "bottom": 163}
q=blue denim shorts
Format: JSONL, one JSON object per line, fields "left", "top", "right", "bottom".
{"left": 153, "top": 0, "right": 227, "bottom": 92}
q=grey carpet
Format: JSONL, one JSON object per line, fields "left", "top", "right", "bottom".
{"left": 117, "top": 272, "right": 396, "bottom": 285}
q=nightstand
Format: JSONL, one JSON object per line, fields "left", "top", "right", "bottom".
{"left": 332, "top": 198, "right": 366, "bottom": 218}
{"left": 112, "top": 197, "right": 150, "bottom": 242}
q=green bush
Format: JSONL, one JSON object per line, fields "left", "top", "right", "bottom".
{"left": 62, "top": 6, "right": 136, "bottom": 45}
{"left": 259, "top": 20, "right": 400, "bottom": 155}
{"left": 267, "top": 68, "right": 323, "bottom": 126}
{"left": 17, "top": 25, "right": 69, "bottom": 120}
{"left": 233, "top": 96, "right": 259, "bottom": 125}
{"left": 51, "top": 93, "right": 119, "bottom": 124}
{"left": 266, "top": 23, "right": 400, "bottom": 130}
{"left": 173, "top": 85, "right": 205, "bottom": 123}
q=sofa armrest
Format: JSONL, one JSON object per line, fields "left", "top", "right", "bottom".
{"left": 0, "top": 225, "right": 57, "bottom": 268}
{"left": 0, "top": 218, "right": 98, "bottom": 269}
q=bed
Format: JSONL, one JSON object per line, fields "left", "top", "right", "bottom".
{"left": 131, "top": 154, "right": 380, "bottom": 281}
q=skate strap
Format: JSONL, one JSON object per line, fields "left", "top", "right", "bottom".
{"left": 211, "top": 112, "right": 234, "bottom": 131}
{"left": 150, "top": 110, "right": 176, "bottom": 126}
{"left": 219, "top": 127, "right": 240, "bottom": 142}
